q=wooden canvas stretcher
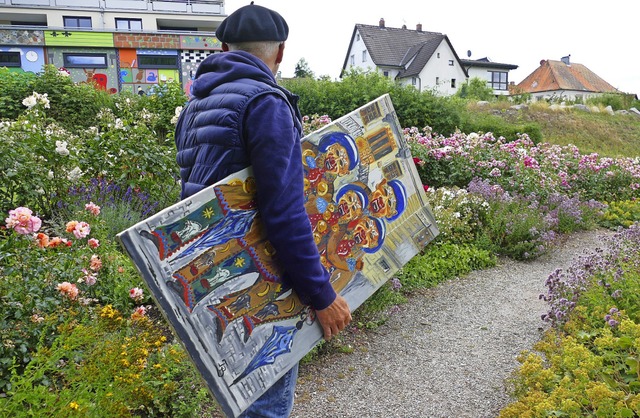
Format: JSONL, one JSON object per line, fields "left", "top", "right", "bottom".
{"left": 117, "top": 94, "right": 439, "bottom": 417}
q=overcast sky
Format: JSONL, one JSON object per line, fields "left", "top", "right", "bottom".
{"left": 225, "top": 0, "right": 639, "bottom": 96}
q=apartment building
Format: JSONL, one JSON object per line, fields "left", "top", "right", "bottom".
{"left": 0, "top": 0, "right": 225, "bottom": 94}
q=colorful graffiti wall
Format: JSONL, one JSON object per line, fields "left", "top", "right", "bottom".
{"left": 0, "top": 28, "right": 221, "bottom": 95}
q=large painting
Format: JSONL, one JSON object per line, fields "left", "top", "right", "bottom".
{"left": 117, "top": 94, "right": 439, "bottom": 417}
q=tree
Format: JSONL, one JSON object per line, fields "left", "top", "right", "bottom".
{"left": 456, "top": 77, "right": 495, "bottom": 101}
{"left": 294, "top": 58, "right": 315, "bottom": 78}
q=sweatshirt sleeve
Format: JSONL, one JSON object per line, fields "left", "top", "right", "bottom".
{"left": 243, "top": 94, "right": 337, "bottom": 310}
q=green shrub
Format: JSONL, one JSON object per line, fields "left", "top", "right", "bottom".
{"left": 396, "top": 242, "right": 496, "bottom": 293}
{"left": 358, "top": 279, "right": 407, "bottom": 317}
{"left": 0, "top": 308, "right": 211, "bottom": 417}
{"left": 29, "top": 65, "right": 113, "bottom": 132}
{"left": 136, "top": 80, "right": 188, "bottom": 141}
{"left": 0, "top": 96, "right": 84, "bottom": 218}
{"left": 455, "top": 77, "right": 496, "bottom": 101}
{"left": 600, "top": 200, "right": 640, "bottom": 229}
{"left": 0, "top": 91, "right": 179, "bottom": 219}
{"left": 586, "top": 92, "right": 638, "bottom": 111}
{"left": 0, "top": 204, "right": 150, "bottom": 392}
{"left": 0, "top": 68, "right": 37, "bottom": 121}
{"left": 282, "top": 69, "right": 464, "bottom": 136}
{"left": 502, "top": 226, "right": 640, "bottom": 417}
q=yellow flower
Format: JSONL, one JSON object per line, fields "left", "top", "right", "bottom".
{"left": 69, "top": 401, "right": 79, "bottom": 410}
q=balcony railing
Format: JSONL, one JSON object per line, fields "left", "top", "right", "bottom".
{"left": 0, "top": 0, "right": 224, "bottom": 14}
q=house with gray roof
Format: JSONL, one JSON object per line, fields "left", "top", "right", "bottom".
{"left": 342, "top": 19, "right": 519, "bottom": 97}
{"left": 342, "top": 19, "right": 467, "bottom": 95}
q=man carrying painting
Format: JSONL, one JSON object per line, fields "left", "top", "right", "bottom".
{"left": 173, "top": 2, "right": 351, "bottom": 417}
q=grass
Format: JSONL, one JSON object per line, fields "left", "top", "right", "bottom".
{"left": 465, "top": 101, "right": 640, "bottom": 157}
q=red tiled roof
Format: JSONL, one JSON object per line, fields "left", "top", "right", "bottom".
{"left": 516, "top": 59, "right": 618, "bottom": 93}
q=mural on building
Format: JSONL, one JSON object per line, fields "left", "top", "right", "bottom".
{"left": 181, "top": 49, "right": 217, "bottom": 95}
{"left": 0, "top": 46, "right": 45, "bottom": 73}
{"left": 45, "top": 46, "right": 119, "bottom": 93}
{"left": 118, "top": 48, "right": 180, "bottom": 94}
{"left": 180, "top": 35, "right": 221, "bottom": 96}
{"left": 2, "top": 29, "right": 221, "bottom": 94}
{"left": 0, "top": 30, "right": 46, "bottom": 74}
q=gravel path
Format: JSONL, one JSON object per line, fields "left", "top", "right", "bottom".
{"left": 290, "top": 229, "right": 613, "bottom": 418}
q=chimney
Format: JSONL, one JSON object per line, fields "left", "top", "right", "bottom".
{"left": 379, "top": 18, "right": 385, "bottom": 28}
{"left": 402, "top": 24, "right": 407, "bottom": 29}
{"left": 561, "top": 54, "right": 571, "bottom": 65}
{"left": 416, "top": 23, "right": 422, "bottom": 32}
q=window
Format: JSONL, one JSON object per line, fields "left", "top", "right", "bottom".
{"left": 115, "top": 18, "right": 142, "bottom": 31}
{"left": 356, "top": 33, "right": 360, "bottom": 41}
{"left": 437, "top": 53, "right": 440, "bottom": 58}
{"left": 435, "top": 77, "right": 439, "bottom": 85}
{"left": 63, "top": 53, "right": 107, "bottom": 68}
{"left": 448, "top": 60, "right": 454, "bottom": 66}
{"left": 489, "top": 71, "right": 508, "bottom": 90}
{"left": 451, "top": 79, "right": 456, "bottom": 88}
{"left": 383, "top": 71, "right": 389, "bottom": 77}
{"left": 362, "top": 50, "right": 367, "bottom": 62}
{"left": 158, "top": 25, "right": 197, "bottom": 31}
{"left": 11, "top": 21, "right": 47, "bottom": 27}
{"left": 0, "top": 51, "right": 21, "bottom": 67}
{"left": 63, "top": 16, "right": 91, "bottom": 28}
{"left": 350, "top": 54, "right": 354, "bottom": 66}
{"left": 138, "top": 54, "right": 178, "bottom": 69}
{"left": 412, "top": 77, "right": 416, "bottom": 86}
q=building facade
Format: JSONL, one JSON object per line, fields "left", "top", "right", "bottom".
{"left": 0, "top": 0, "right": 225, "bottom": 95}
{"left": 342, "top": 21, "right": 468, "bottom": 96}
{"left": 342, "top": 19, "right": 518, "bottom": 97}
{"left": 460, "top": 57, "right": 518, "bottom": 96}
{"left": 515, "top": 56, "right": 619, "bottom": 102}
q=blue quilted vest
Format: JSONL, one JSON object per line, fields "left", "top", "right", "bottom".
{"left": 175, "top": 55, "right": 302, "bottom": 199}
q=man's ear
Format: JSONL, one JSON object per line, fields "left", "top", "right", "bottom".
{"left": 222, "top": 43, "right": 230, "bottom": 52}
{"left": 276, "top": 42, "right": 285, "bottom": 64}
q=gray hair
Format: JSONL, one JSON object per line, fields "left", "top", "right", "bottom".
{"left": 226, "top": 41, "right": 281, "bottom": 60}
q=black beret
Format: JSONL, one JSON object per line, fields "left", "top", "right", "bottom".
{"left": 216, "top": 2, "right": 289, "bottom": 43}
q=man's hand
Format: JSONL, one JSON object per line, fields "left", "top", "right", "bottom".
{"left": 315, "top": 294, "right": 352, "bottom": 341}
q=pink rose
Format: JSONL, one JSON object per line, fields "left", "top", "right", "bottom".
{"left": 72, "top": 222, "right": 91, "bottom": 239}
{"left": 85, "top": 202, "right": 101, "bottom": 216}
{"left": 129, "top": 287, "right": 144, "bottom": 302}
{"left": 5, "top": 207, "right": 42, "bottom": 235}
{"left": 89, "top": 254, "right": 102, "bottom": 271}
{"left": 88, "top": 238, "right": 100, "bottom": 248}
{"left": 57, "top": 282, "right": 79, "bottom": 300}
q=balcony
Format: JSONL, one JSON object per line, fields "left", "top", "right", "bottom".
{"left": 0, "top": 0, "right": 224, "bottom": 15}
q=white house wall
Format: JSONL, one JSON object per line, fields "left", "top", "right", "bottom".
{"left": 531, "top": 89, "right": 604, "bottom": 102}
{"left": 416, "top": 39, "right": 466, "bottom": 95}
{"left": 345, "top": 29, "right": 377, "bottom": 73}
